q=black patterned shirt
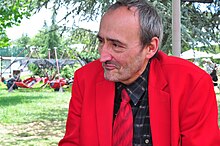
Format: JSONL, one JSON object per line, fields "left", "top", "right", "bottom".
{"left": 114, "top": 63, "right": 152, "bottom": 146}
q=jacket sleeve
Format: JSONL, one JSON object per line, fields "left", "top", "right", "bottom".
{"left": 180, "top": 73, "right": 220, "bottom": 146}
{"left": 59, "top": 71, "right": 82, "bottom": 146}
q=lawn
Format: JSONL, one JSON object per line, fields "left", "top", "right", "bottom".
{"left": 0, "top": 82, "right": 71, "bottom": 146}
{"left": 0, "top": 82, "right": 220, "bottom": 146}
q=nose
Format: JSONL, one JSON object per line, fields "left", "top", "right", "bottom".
{"left": 99, "top": 46, "right": 112, "bottom": 63}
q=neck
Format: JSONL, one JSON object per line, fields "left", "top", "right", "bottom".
{"left": 122, "top": 61, "right": 149, "bottom": 85}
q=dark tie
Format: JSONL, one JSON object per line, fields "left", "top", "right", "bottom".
{"left": 113, "top": 89, "right": 133, "bottom": 146}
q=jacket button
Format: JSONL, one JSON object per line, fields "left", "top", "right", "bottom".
{"left": 145, "top": 138, "right": 150, "bottom": 144}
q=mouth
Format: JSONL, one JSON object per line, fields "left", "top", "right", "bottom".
{"left": 103, "top": 62, "right": 118, "bottom": 70}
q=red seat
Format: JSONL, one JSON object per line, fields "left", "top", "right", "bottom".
{"left": 15, "top": 77, "right": 42, "bottom": 88}
{"left": 49, "top": 79, "right": 66, "bottom": 89}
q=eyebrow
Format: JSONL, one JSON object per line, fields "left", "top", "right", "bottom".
{"left": 96, "top": 34, "right": 124, "bottom": 45}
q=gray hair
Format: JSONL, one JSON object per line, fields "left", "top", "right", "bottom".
{"left": 107, "top": 0, "right": 163, "bottom": 48}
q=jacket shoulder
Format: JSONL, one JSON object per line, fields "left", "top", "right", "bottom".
{"left": 74, "top": 59, "right": 104, "bottom": 81}
{"left": 153, "top": 51, "right": 211, "bottom": 85}
{"left": 156, "top": 51, "right": 207, "bottom": 75}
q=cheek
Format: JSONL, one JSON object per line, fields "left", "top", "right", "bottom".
{"left": 112, "top": 49, "right": 145, "bottom": 68}
{"left": 117, "top": 54, "right": 134, "bottom": 67}
{"left": 98, "top": 46, "right": 102, "bottom": 54}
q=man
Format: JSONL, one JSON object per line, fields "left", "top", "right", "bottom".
{"left": 59, "top": 0, "right": 220, "bottom": 145}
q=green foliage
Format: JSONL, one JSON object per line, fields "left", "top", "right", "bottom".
{"left": 0, "top": 32, "right": 10, "bottom": 47}
{"left": 8, "top": 0, "right": 220, "bottom": 64}
{"left": 31, "top": 0, "right": 219, "bottom": 55}
{"left": 60, "top": 65, "right": 75, "bottom": 79}
{"left": 28, "top": 60, "right": 81, "bottom": 78}
{"left": 68, "top": 28, "right": 100, "bottom": 63}
{"left": 0, "top": 0, "right": 33, "bottom": 47}
{"left": 14, "top": 34, "right": 31, "bottom": 48}
{"left": 180, "top": 1, "right": 220, "bottom": 52}
{"left": 147, "top": 0, "right": 220, "bottom": 54}
{"left": 29, "top": 21, "right": 63, "bottom": 59}
{"left": 79, "top": 49, "right": 99, "bottom": 63}
{"left": 28, "top": 63, "right": 42, "bottom": 76}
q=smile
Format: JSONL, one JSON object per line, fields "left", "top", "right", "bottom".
{"left": 103, "top": 62, "right": 117, "bottom": 70}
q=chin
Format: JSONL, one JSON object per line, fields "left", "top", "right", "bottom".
{"left": 104, "top": 72, "right": 119, "bottom": 82}
{"left": 104, "top": 73, "right": 129, "bottom": 83}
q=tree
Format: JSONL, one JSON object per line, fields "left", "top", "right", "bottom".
{"left": 30, "top": 16, "right": 62, "bottom": 59}
{"left": 180, "top": 0, "right": 220, "bottom": 53}
{"left": 31, "top": 0, "right": 219, "bottom": 55}
{"left": 9, "top": 0, "right": 219, "bottom": 61}
{"left": 0, "top": 0, "right": 33, "bottom": 47}
{"left": 65, "top": 28, "right": 99, "bottom": 63}
{"left": 14, "top": 34, "right": 31, "bottom": 48}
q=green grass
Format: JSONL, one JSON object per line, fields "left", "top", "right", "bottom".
{"left": 0, "top": 82, "right": 220, "bottom": 146}
{"left": 0, "top": 82, "right": 71, "bottom": 146}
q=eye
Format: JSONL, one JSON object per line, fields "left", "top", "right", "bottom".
{"left": 96, "top": 35, "right": 103, "bottom": 44}
{"left": 112, "top": 40, "right": 124, "bottom": 48}
{"left": 113, "top": 43, "right": 119, "bottom": 48}
{"left": 97, "top": 38, "right": 104, "bottom": 48}
{"left": 111, "top": 42, "right": 125, "bottom": 53}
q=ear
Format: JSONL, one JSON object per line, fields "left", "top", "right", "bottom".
{"left": 144, "top": 37, "right": 159, "bottom": 59}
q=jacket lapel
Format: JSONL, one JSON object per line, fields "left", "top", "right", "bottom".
{"left": 148, "top": 56, "right": 171, "bottom": 146}
{"left": 95, "top": 52, "right": 171, "bottom": 146}
{"left": 96, "top": 79, "right": 115, "bottom": 146}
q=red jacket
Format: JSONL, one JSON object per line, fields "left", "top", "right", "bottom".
{"left": 59, "top": 51, "right": 220, "bottom": 146}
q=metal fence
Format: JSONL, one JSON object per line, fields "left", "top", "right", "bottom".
{"left": 0, "top": 47, "right": 26, "bottom": 57}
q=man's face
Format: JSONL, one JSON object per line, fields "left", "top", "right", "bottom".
{"left": 97, "top": 7, "right": 149, "bottom": 85}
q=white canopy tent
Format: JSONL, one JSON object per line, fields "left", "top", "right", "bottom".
{"left": 212, "top": 53, "right": 220, "bottom": 59}
{"left": 180, "top": 49, "right": 213, "bottom": 59}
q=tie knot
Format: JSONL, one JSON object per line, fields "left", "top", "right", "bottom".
{"left": 121, "top": 89, "right": 130, "bottom": 103}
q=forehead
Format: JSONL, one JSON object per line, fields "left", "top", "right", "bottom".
{"left": 108, "top": 5, "right": 138, "bottom": 14}
{"left": 98, "top": 6, "right": 140, "bottom": 40}
{"left": 103, "top": 6, "right": 138, "bottom": 23}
